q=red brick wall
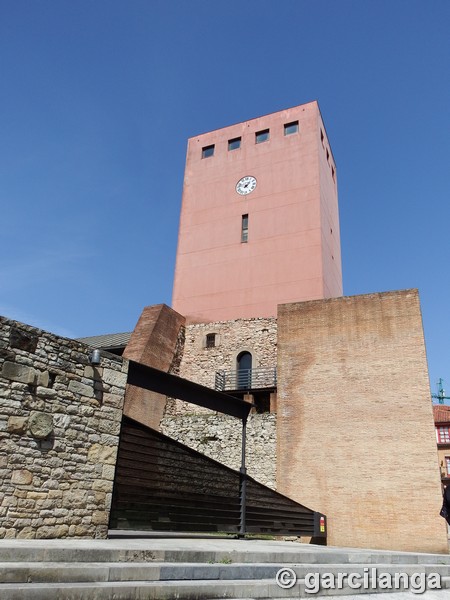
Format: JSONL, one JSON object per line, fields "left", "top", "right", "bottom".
{"left": 277, "top": 290, "right": 447, "bottom": 552}
{"left": 123, "top": 304, "right": 185, "bottom": 429}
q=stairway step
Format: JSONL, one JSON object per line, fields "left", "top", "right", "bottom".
{"left": 1, "top": 542, "right": 449, "bottom": 566}
{"left": 0, "top": 579, "right": 290, "bottom": 600}
{"left": 1, "top": 561, "right": 450, "bottom": 584}
{"left": 0, "top": 576, "right": 449, "bottom": 600}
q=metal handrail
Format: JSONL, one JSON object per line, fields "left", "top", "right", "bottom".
{"left": 215, "top": 367, "right": 277, "bottom": 392}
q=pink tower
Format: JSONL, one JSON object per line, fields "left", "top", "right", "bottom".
{"left": 172, "top": 101, "right": 342, "bottom": 323}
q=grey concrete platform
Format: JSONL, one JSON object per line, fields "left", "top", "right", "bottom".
{"left": 0, "top": 537, "right": 448, "bottom": 599}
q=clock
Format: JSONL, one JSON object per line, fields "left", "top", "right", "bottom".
{"left": 236, "top": 176, "right": 257, "bottom": 195}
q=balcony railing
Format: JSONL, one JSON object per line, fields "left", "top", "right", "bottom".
{"left": 215, "top": 367, "right": 277, "bottom": 392}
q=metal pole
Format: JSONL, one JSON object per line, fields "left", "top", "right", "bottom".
{"left": 239, "top": 416, "right": 247, "bottom": 537}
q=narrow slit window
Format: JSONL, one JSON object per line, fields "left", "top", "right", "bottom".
{"left": 255, "top": 129, "right": 270, "bottom": 144}
{"left": 241, "top": 214, "right": 248, "bottom": 243}
{"left": 206, "top": 333, "right": 216, "bottom": 348}
{"left": 202, "top": 144, "right": 215, "bottom": 159}
{"left": 326, "top": 148, "right": 330, "bottom": 164}
{"left": 284, "top": 121, "right": 299, "bottom": 135}
{"left": 228, "top": 137, "right": 241, "bottom": 151}
{"left": 320, "top": 129, "right": 325, "bottom": 146}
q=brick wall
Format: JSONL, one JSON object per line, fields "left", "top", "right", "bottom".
{"left": 0, "top": 316, "right": 127, "bottom": 539}
{"left": 277, "top": 290, "right": 448, "bottom": 552}
{"left": 123, "top": 304, "right": 185, "bottom": 429}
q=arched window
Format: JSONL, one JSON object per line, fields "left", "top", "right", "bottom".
{"left": 236, "top": 351, "right": 252, "bottom": 389}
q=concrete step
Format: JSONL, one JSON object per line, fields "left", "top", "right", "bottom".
{"left": 0, "top": 538, "right": 449, "bottom": 598}
{"left": 0, "top": 539, "right": 449, "bottom": 566}
{"left": 0, "top": 577, "right": 449, "bottom": 600}
{"left": 1, "top": 561, "right": 450, "bottom": 584}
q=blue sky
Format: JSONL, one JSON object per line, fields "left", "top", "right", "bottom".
{"left": 1, "top": 0, "right": 449, "bottom": 397}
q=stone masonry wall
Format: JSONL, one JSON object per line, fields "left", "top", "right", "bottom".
{"left": 161, "top": 413, "right": 277, "bottom": 488}
{"left": 165, "top": 316, "right": 277, "bottom": 415}
{"left": 0, "top": 316, "right": 127, "bottom": 539}
{"left": 161, "top": 317, "right": 277, "bottom": 487}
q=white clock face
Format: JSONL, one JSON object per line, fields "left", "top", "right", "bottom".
{"left": 236, "top": 176, "right": 257, "bottom": 195}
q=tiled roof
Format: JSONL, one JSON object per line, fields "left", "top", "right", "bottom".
{"left": 76, "top": 332, "right": 131, "bottom": 349}
{"left": 433, "top": 404, "right": 450, "bottom": 424}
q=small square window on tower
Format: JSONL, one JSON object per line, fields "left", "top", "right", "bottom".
{"left": 284, "top": 121, "right": 299, "bottom": 135}
{"left": 205, "top": 333, "right": 216, "bottom": 348}
{"left": 228, "top": 137, "right": 241, "bottom": 151}
{"left": 255, "top": 129, "right": 270, "bottom": 144}
{"left": 202, "top": 144, "right": 215, "bottom": 159}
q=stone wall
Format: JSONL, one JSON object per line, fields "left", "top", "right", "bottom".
{"left": 277, "top": 290, "right": 448, "bottom": 553}
{"left": 161, "top": 317, "right": 278, "bottom": 486}
{"left": 0, "top": 316, "right": 127, "bottom": 539}
{"left": 166, "top": 316, "right": 277, "bottom": 414}
{"left": 160, "top": 413, "right": 277, "bottom": 488}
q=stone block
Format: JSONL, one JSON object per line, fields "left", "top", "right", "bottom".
{"left": 36, "top": 386, "right": 56, "bottom": 398}
{"left": 11, "top": 470, "right": 33, "bottom": 485}
{"left": 4, "top": 528, "right": 17, "bottom": 538}
{"left": 9, "top": 328, "right": 38, "bottom": 353}
{"left": 7, "top": 416, "right": 28, "bottom": 435}
{"left": 103, "top": 393, "right": 124, "bottom": 408}
{"left": 68, "top": 380, "right": 94, "bottom": 398}
{"left": 101, "top": 369, "right": 127, "bottom": 388}
{"left": 26, "top": 491, "right": 48, "bottom": 500}
{"left": 102, "top": 464, "right": 116, "bottom": 481}
{"left": 98, "top": 419, "right": 121, "bottom": 435}
{"left": 83, "top": 365, "right": 95, "bottom": 379}
{"left": 92, "top": 480, "right": 113, "bottom": 492}
{"left": 87, "top": 444, "right": 118, "bottom": 465}
{"left": 92, "top": 510, "right": 109, "bottom": 525}
{"left": 1, "top": 362, "right": 36, "bottom": 385}
{"left": 17, "top": 527, "right": 36, "bottom": 539}
{"left": 35, "top": 524, "right": 69, "bottom": 539}
{"left": 37, "top": 370, "right": 49, "bottom": 388}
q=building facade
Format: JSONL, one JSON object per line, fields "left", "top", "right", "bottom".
{"left": 172, "top": 101, "right": 342, "bottom": 323}
{"left": 434, "top": 405, "right": 450, "bottom": 486}
{"left": 3, "top": 102, "right": 446, "bottom": 551}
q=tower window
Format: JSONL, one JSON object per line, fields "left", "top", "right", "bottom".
{"left": 202, "top": 144, "right": 215, "bottom": 159}
{"left": 326, "top": 148, "right": 330, "bottom": 164}
{"left": 205, "top": 333, "right": 216, "bottom": 348}
{"left": 284, "top": 121, "right": 299, "bottom": 135}
{"left": 228, "top": 137, "right": 241, "bottom": 151}
{"left": 241, "top": 214, "right": 248, "bottom": 243}
{"left": 255, "top": 129, "right": 270, "bottom": 144}
{"left": 320, "top": 129, "right": 325, "bottom": 146}
{"left": 332, "top": 166, "right": 335, "bottom": 181}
